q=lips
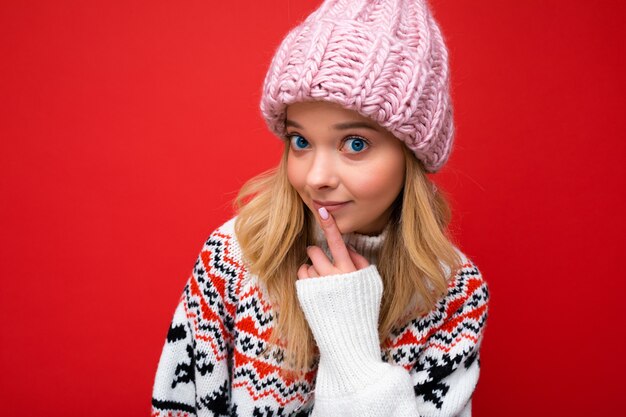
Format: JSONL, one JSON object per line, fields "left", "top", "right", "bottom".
{"left": 312, "top": 200, "right": 350, "bottom": 212}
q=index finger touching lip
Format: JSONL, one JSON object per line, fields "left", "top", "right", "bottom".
{"left": 317, "top": 207, "right": 354, "bottom": 272}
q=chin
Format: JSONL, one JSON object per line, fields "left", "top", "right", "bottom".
{"left": 312, "top": 215, "right": 350, "bottom": 234}
{"left": 334, "top": 221, "right": 350, "bottom": 234}
{"left": 347, "top": 219, "right": 386, "bottom": 236}
{"left": 334, "top": 218, "right": 362, "bottom": 235}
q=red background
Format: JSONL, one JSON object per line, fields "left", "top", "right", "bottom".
{"left": 1, "top": 0, "right": 625, "bottom": 415}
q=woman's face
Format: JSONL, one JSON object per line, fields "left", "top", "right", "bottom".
{"left": 285, "top": 101, "right": 406, "bottom": 235}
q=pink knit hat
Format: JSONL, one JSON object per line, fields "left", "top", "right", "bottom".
{"left": 260, "top": 0, "right": 455, "bottom": 173}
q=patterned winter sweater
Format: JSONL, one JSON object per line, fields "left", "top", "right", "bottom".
{"left": 151, "top": 217, "right": 490, "bottom": 417}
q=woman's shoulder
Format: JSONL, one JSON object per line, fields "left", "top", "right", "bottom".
{"left": 194, "top": 216, "right": 274, "bottom": 328}
{"left": 197, "top": 215, "right": 266, "bottom": 291}
{"left": 384, "top": 246, "right": 490, "bottom": 359}
{"left": 435, "top": 245, "right": 487, "bottom": 291}
{"left": 192, "top": 215, "right": 251, "bottom": 287}
{"left": 428, "top": 246, "right": 490, "bottom": 340}
{"left": 201, "top": 215, "right": 240, "bottom": 254}
{"left": 400, "top": 246, "right": 489, "bottom": 336}
{"left": 207, "top": 215, "right": 238, "bottom": 239}
{"left": 440, "top": 245, "right": 490, "bottom": 309}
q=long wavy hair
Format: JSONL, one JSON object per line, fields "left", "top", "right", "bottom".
{"left": 234, "top": 141, "right": 462, "bottom": 379}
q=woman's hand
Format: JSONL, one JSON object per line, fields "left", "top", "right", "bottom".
{"left": 297, "top": 207, "right": 370, "bottom": 279}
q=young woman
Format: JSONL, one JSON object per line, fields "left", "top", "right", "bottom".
{"left": 151, "top": 1, "right": 489, "bottom": 416}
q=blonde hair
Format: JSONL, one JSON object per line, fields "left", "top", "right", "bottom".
{"left": 234, "top": 142, "right": 462, "bottom": 379}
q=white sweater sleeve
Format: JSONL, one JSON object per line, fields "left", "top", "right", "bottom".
{"left": 295, "top": 264, "right": 488, "bottom": 417}
{"left": 295, "top": 265, "right": 421, "bottom": 417}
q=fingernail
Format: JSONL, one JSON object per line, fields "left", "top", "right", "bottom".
{"left": 347, "top": 244, "right": 356, "bottom": 252}
{"left": 318, "top": 207, "right": 329, "bottom": 220}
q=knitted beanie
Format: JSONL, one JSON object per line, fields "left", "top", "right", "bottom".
{"left": 259, "top": 0, "right": 454, "bottom": 173}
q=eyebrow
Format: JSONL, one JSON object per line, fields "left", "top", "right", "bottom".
{"left": 285, "top": 119, "right": 380, "bottom": 132}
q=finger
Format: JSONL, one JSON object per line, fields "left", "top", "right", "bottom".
{"left": 307, "top": 264, "right": 319, "bottom": 278}
{"left": 306, "top": 245, "right": 335, "bottom": 275}
{"left": 317, "top": 207, "right": 355, "bottom": 272}
{"left": 347, "top": 245, "right": 370, "bottom": 269}
{"left": 297, "top": 264, "right": 310, "bottom": 280}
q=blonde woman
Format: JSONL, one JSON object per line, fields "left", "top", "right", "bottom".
{"left": 151, "top": 1, "right": 489, "bottom": 416}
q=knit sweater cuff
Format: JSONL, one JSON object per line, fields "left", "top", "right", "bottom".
{"left": 295, "top": 265, "right": 386, "bottom": 396}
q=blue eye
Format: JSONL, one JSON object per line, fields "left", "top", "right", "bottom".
{"left": 288, "top": 134, "right": 310, "bottom": 150}
{"left": 344, "top": 137, "right": 368, "bottom": 153}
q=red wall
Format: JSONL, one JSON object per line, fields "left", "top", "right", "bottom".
{"left": 1, "top": 0, "right": 624, "bottom": 415}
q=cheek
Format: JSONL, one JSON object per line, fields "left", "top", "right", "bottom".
{"left": 286, "top": 154, "right": 304, "bottom": 191}
{"left": 352, "top": 160, "right": 404, "bottom": 201}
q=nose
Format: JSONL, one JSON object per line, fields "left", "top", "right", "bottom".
{"left": 306, "top": 150, "right": 339, "bottom": 190}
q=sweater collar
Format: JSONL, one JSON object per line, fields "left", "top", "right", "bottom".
{"left": 313, "top": 222, "right": 388, "bottom": 265}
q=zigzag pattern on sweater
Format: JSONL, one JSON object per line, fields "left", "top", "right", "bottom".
{"left": 382, "top": 260, "right": 489, "bottom": 410}
{"left": 152, "top": 220, "right": 489, "bottom": 416}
